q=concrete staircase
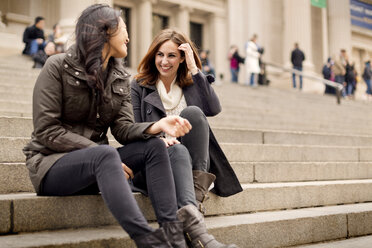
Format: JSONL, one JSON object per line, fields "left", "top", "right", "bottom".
{"left": 1, "top": 54, "right": 372, "bottom": 248}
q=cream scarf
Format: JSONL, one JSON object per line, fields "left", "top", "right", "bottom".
{"left": 156, "top": 77, "right": 183, "bottom": 111}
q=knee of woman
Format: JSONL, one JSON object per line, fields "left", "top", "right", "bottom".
{"left": 92, "top": 145, "right": 121, "bottom": 164}
{"left": 180, "top": 106, "right": 206, "bottom": 124}
{"left": 145, "top": 137, "right": 167, "bottom": 153}
{"left": 168, "top": 144, "right": 192, "bottom": 168}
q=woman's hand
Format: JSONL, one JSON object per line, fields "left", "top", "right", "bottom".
{"left": 160, "top": 137, "right": 180, "bottom": 147}
{"left": 122, "top": 163, "right": 134, "bottom": 180}
{"left": 178, "top": 43, "right": 198, "bottom": 75}
{"left": 146, "top": 115, "right": 192, "bottom": 137}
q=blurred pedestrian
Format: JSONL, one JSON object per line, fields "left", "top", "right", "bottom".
{"left": 323, "top": 57, "right": 335, "bottom": 95}
{"left": 200, "top": 50, "right": 216, "bottom": 78}
{"left": 333, "top": 49, "right": 347, "bottom": 96}
{"left": 22, "top": 16, "right": 46, "bottom": 56}
{"left": 291, "top": 43, "right": 305, "bottom": 90}
{"left": 245, "top": 34, "right": 260, "bottom": 87}
{"left": 228, "top": 45, "right": 244, "bottom": 83}
{"left": 362, "top": 60, "right": 372, "bottom": 100}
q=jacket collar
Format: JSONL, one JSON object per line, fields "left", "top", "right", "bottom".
{"left": 138, "top": 81, "right": 166, "bottom": 114}
{"left": 63, "top": 45, "right": 130, "bottom": 83}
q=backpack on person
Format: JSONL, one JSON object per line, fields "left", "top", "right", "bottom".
{"left": 322, "top": 64, "right": 331, "bottom": 79}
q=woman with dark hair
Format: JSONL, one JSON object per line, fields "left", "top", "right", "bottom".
{"left": 131, "top": 28, "right": 241, "bottom": 248}
{"left": 23, "top": 4, "right": 192, "bottom": 248}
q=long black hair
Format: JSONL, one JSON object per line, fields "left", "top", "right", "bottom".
{"left": 75, "top": 4, "right": 121, "bottom": 104}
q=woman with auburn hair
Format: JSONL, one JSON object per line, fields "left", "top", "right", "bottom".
{"left": 23, "top": 5, "right": 195, "bottom": 248}
{"left": 131, "top": 28, "right": 241, "bottom": 248}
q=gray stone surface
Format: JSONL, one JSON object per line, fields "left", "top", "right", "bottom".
{"left": 205, "top": 180, "right": 372, "bottom": 215}
{"left": 2, "top": 180, "right": 372, "bottom": 233}
{"left": 221, "top": 143, "right": 360, "bottom": 162}
{"left": 348, "top": 211, "right": 372, "bottom": 237}
{"left": 0, "top": 200, "right": 11, "bottom": 233}
{"left": 5, "top": 203, "right": 372, "bottom": 248}
{"left": 0, "top": 137, "right": 29, "bottom": 162}
{"left": 11, "top": 194, "right": 155, "bottom": 233}
{"left": 0, "top": 163, "right": 33, "bottom": 193}
{"left": 293, "top": 235, "right": 372, "bottom": 248}
{"left": 0, "top": 117, "right": 32, "bottom": 137}
{"left": 254, "top": 162, "right": 372, "bottom": 182}
{"left": 264, "top": 131, "right": 372, "bottom": 147}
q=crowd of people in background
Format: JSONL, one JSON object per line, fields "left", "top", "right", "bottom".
{"left": 22, "top": 17, "right": 371, "bottom": 101}
{"left": 322, "top": 49, "right": 372, "bottom": 100}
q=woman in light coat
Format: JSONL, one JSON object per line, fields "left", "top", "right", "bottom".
{"left": 245, "top": 34, "right": 261, "bottom": 86}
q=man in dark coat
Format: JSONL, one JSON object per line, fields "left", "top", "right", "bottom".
{"left": 22, "top": 16, "right": 46, "bottom": 55}
{"left": 291, "top": 42, "right": 305, "bottom": 90}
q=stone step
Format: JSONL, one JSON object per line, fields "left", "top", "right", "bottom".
{"left": 3, "top": 161, "right": 372, "bottom": 194}
{"left": 210, "top": 118, "right": 372, "bottom": 136}
{"left": 220, "top": 143, "right": 372, "bottom": 162}
{"left": 0, "top": 92, "right": 32, "bottom": 102}
{"left": 2, "top": 137, "right": 372, "bottom": 163}
{"left": 2, "top": 117, "right": 372, "bottom": 146}
{"left": 0, "top": 163, "right": 33, "bottom": 193}
{"left": 293, "top": 235, "right": 372, "bottom": 248}
{"left": 2, "top": 180, "right": 372, "bottom": 234}
{"left": 234, "top": 161, "right": 372, "bottom": 183}
{"left": 1, "top": 202, "right": 372, "bottom": 248}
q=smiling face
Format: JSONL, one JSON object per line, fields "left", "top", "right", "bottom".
{"left": 155, "top": 40, "right": 184, "bottom": 82}
{"left": 107, "top": 17, "right": 129, "bottom": 58}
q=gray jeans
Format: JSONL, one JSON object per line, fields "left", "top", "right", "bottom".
{"left": 168, "top": 106, "right": 210, "bottom": 208}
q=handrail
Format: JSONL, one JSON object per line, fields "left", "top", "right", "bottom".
{"left": 263, "top": 61, "right": 344, "bottom": 104}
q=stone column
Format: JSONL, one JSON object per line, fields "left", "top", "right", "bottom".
{"left": 322, "top": 7, "right": 329, "bottom": 63}
{"left": 59, "top": 0, "right": 94, "bottom": 35}
{"left": 327, "top": 0, "right": 352, "bottom": 57}
{"left": 209, "top": 12, "right": 228, "bottom": 83}
{"left": 283, "top": 0, "right": 314, "bottom": 71}
{"left": 176, "top": 5, "right": 190, "bottom": 37}
{"left": 137, "top": 0, "right": 152, "bottom": 59}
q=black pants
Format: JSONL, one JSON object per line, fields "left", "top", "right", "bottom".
{"left": 180, "top": 106, "right": 210, "bottom": 172}
{"left": 41, "top": 138, "right": 178, "bottom": 239}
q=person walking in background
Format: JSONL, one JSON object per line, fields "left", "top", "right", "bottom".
{"left": 245, "top": 34, "right": 260, "bottom": 87}
{"left": 323, "top": 57, "right": 335, "bottom": 95}
{"left": 200, "top": 49, "right": 216, "bottom": 78}
{"left": 22, "top": 16, "right": 46, "bottom": 56}
{"left": 363, "top": 60, "right": 372, "bottom": 100}
{"left": 132, "top": 28, "right": 241, "bottom": 248}
{"left": 228, "top": 45, "right": 244, "bottom": 83}
{"left": 291, "top": 43, "right": 305, "bottom": 90}
{"left": 345, "top": 60, "right": 356, "bottom": 99}
{"left": 23, "top": 5, "right": 195, "bottom": 247}
{"left": 333, "top": 49, "right": 347, "bottom": 96}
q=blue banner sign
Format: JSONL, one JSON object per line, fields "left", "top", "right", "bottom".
{"left": 350, "top": 0, "right": 372, "bottom": 30}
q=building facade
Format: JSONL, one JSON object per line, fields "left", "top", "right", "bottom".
{"left": 0, "top": 0, "right": 371, "bottom": 83}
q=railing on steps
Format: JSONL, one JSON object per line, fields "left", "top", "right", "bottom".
{"left": 264, "top": 61, "right": 344, "bottom": 105}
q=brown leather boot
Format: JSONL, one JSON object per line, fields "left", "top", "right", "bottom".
{"left": 193, "top": 170, "right": 216, "bottom": 214}
{"left": 133, "top": 228, "right": 172, "bottom": 248}
{"left": 177, "top": 205, "right": 238, "bottom": 248}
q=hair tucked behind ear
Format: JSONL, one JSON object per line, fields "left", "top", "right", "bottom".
{"left": 75, "top": 4, "right": 121, "bottom": 104}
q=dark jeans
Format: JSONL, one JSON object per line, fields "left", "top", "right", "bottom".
{"left": 41, "top": 138, "right": 178, "bottom": 239}
{"left": 231, "top": 68, "right": 239, "bottom": 83}
{"left": 179, "top": 106, "right": 210, "bottom": 172}
{"left": 292, "top": 66, "right": 303, "bottom": 89}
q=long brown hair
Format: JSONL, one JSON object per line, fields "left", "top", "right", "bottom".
{"left": 75, "top": 4, "right": 121, "bottom": 104}
{"left": 135, "top": 29, "right": 202, "bottom": 87}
